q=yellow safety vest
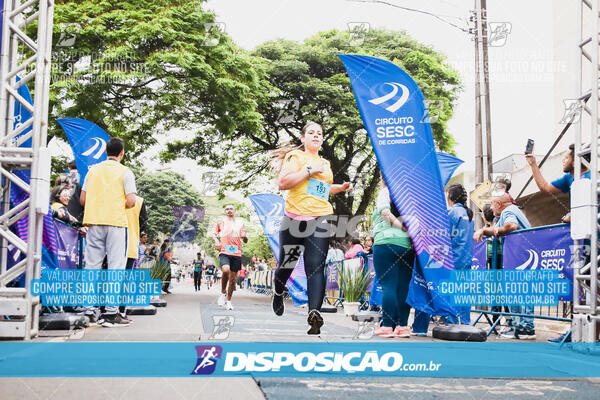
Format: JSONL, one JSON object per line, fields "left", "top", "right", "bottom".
{"left": 126, "top": 196, "right": 144, "bottom": 259}
{"left": 82, "top": 160, "right": 129, "bottom": 227}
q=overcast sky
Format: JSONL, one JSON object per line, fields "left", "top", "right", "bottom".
{"left": 202, "top": 0, "right": 557, "bottom": 175}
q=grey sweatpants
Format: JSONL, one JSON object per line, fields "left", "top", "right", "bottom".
{"left": 85, "top": 225, "right": 128, "bottom": 314}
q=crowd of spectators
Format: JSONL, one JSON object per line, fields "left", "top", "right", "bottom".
{"left": 45, "top": 136, "right": 586, "bottom": 339}
{"left": 355, "top": 172, "right": 534, "bottom": 339}
{"left": 359, "top": 143, "right": 588, "bottom": 342}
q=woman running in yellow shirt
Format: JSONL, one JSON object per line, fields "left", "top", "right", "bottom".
{"left": 271, "top": 122, "right": 353, "bottom": 335}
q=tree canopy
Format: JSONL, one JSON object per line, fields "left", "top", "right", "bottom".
{"left": 49, "top": 0, "right": 264, "bottom": 160}
{"left": 165, "top": 29, "right": 461, "bottom": 216}
{"left": 47, "top": 0, "right": 461, "bottom": 218}
{"left": 136, "top": 171, "right": 204, "bottom": 241}
{"left": 243, "top": 235, "right": 273, "bottom": 262}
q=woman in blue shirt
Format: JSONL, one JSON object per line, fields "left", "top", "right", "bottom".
{"left": 446, "top": 184, "right": 474, "bottom": 324}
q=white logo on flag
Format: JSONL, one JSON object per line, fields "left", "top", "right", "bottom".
{"left": 266, "top": 203, "right": 283, "bottom": 216}
{"left": 81, "top": 137, "right": 107, "bottom": 159}
{"left": 368, "top": 82, "right": 410, "bottom": 112}
{"left": 515, "top": 249, "right": 539, "bottom": 270}
{"left": 264, "top": 202, "right": 283, "bottom": 235}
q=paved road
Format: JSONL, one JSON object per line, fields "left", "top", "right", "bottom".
{"left": 37, "top": 277, "right": 570, "bottom": 343}
{"left": 257, "top": 377, "right": 600, "bottom": 400}
{"left": 1, "top": 277, "right": 595, "bottom": 400}
{"left": 63, "top": 279, "right": 359, "bottom": 342}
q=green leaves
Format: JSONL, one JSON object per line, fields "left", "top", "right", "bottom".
{"left": 49, "top": 2, "right": 461, "bottom": 217}
{"left": 223, "top": 28, "right": 461, "bottom": 216}
{"left": 243, "top": 235, "right": 273, "bottom": 262}
{"left": 137, "top": 171, "right": 204, "bottom": 241}
{"left": 337, "top": 262, "right": 373, "bottom": 303}
{"left": 50, "top": 0, "right": 263, "bottom": 161}
{"left": 150, "top": 260, "right": 173, "bottom": 282}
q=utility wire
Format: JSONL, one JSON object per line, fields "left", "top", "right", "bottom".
{"left": 348, "top": 0, "right": 471, "bottom": 33}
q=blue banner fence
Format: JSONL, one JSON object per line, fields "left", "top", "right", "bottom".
{"left": 53, "top": 220, "right": 85, "bottom": 269}
{"left": 474, "top": 223, "right": 574, "bottom": 321}
{"left": 47, "top": 217, "right": 576, "bottom": 327}
{"left": 469, "top": 223, "right": 575, "bottom": 344}
{"left": 246, "top": 223, "right": 576, "bottom": 329}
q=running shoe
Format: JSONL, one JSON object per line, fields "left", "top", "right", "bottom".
{"left": 101, "top": 313, "right": 131, "bottom": 328}
{"left": 84, "top": 310, "right": 99, "bottom": 324}
{"left": 272, "top": 292, "right": 284, "bottom": 316}
{"left": 410, "top": 330, "right": 427, "bottom": 337}
{"left": 548, "top": 332, "right": 571, "bottom": 343}
{"left": 307, "top": 310, "right": 324, "bottom": 335}
{"left": 393, "top": 326, "right": 410, "bottom": 338}
{"left": 217, "top": 293, "right": 226, "bottom": 307}
{"left": 225, "top": 301, "right": 233, "bottom": 311}
{"left": 500, "top": 328, "right": 515, "bottom": 339}
{"left": 120, "top": 313, "right": 134, "bottom": 324}
{"left": 373, "top": 326, "right": 395, "bottom": 338}
{"left": 514, "top": 329, "right": 536, "bottom": 340}
{"left": 499, "top": 326, "right": 514, "bottom": 335}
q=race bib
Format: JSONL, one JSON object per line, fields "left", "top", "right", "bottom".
{"left": 306, "top": 178, "right": 330, "bottom": 200}
{"left": 225, "top": 245, "right": 239, "bottom": 253}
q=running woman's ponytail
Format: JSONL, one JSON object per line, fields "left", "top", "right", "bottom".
{"left": 447, "top": 184, "right": 473, "bottom": 221}
{"left": 270, "top": 121, "right": 323, "bottom": 174}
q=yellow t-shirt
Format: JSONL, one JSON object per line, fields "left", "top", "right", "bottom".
{"left": 283, "top": 150, "right": 334, "bottom": 216}
{"left": 51, "top": 202, "right": 65, "bottom": 212}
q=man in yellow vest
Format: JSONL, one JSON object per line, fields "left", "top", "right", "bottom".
{"left": 125, "top": 195, "right": 147, "bottom": 268}
{"left": 118, "top": 195, "right": 147, "bottom": 318}
{"left": 80, "top": 137, "right": 137, "bottom": 327}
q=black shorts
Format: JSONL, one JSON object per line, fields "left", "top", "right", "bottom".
{"left": 219, "top": 254, "right": 242, "bottom": 272}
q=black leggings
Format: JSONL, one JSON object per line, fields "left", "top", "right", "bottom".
{"left": 118, "top": 258, "right": 136, "bottom": 314}
{"left": 193, "top": 271, "right": 202, "bottom": 290}
{"left": 274, "top": 215, "right": 331, "bottom": 311}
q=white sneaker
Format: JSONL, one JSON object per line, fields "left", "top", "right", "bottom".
{"left": 225, "top": 301, "right": 233, "bottom": 311}
{"left": 217, "top": 293, "right": 226, "bottom": 307}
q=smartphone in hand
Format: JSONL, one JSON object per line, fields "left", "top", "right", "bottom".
{"left": 525, "top": 139, "right": 534, "bottom": 154}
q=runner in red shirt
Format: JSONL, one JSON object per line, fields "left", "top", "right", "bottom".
{"left": 212, "top": 205, "right": 247, "bottom": 310}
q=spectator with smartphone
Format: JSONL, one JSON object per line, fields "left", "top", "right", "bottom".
{"left": 527, "top": 143, "right": 591, "bottom": 342}
{"left": 526, "top": 143, "right": 590, "bottom": 223}
{"left": 146, "top": 239, "right": 160, "bottom": 261}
